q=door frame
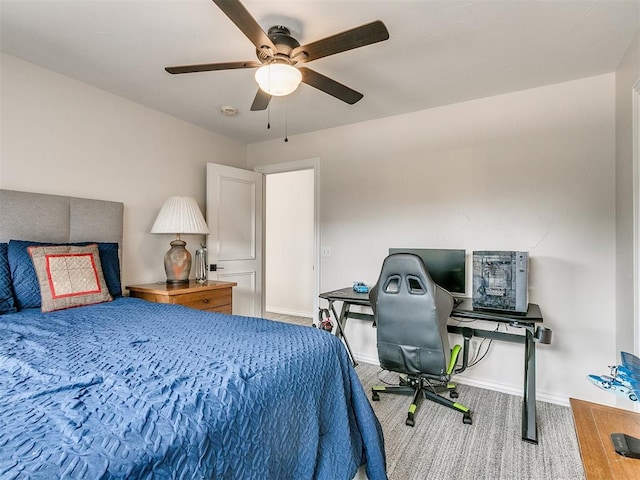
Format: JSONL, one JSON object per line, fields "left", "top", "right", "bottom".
{"left": 254, "top": 158, "right": 321, "bottom": 319}
{"left": 632, "top": 77, "right": 639, "bottom": 413}
{"left": 634, "top": 81, "right": 640, "bottom": 356}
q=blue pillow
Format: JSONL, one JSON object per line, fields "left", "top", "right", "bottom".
{"left": 0, "top": 243, "right": 17, "bottom": 314}
{"left": 8, "top": 240, "right": 122, "bottom": 310}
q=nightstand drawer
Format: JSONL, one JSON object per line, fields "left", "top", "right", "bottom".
{"left": 126, "top": 281, "right": 236, "bottom": 315}
{"left": 175, "top": 289, "right": 232, "bottom": 311}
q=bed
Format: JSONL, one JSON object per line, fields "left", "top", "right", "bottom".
{"left": 0, "top": 189, "right": 386, "bottom": 479}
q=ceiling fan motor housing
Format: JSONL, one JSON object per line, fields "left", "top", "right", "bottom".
{"left": 257, "top": 26, "right": 301, "bottom": 63}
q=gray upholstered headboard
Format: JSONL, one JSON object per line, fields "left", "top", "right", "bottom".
{"left": 0, "top": 189, "right": 124, "bottom": 251}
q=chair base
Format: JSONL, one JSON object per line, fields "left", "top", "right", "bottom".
{"left": 372, "top": 375, "right": 472, "bottom": 427}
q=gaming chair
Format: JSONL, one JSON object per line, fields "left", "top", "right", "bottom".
{"left": 369, "top": 253, "right": 472, "bottom": 426}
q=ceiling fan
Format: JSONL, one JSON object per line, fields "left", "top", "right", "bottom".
{"left": 165, "top": 0, "right": 390, "bottom": 111}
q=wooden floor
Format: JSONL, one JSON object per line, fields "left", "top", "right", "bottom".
{"left": 263, "top": 311, "right": 313, "bottom": 327}
{"left": 570, "top": 397, "right": 640, "bottom": 479}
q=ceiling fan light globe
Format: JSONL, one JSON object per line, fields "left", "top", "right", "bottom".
{"left": 255, "top": 64, "right": 302, "bottom": 96}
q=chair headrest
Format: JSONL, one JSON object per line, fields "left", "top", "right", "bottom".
{"left": 377, "top": 253, "right": 436, "bottom": 296}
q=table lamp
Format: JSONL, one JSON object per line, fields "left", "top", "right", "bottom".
{"left": 151, "top": 196, "right": 209, "bottom": 284}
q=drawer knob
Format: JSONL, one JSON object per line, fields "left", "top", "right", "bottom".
{"left": 203, "top": 299, "right": 209, "bottom": 303}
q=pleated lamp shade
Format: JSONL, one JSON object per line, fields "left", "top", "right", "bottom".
{"left": 151, "top": 196, "right": 209, "bottom": 235}
{"left": 151, "top": 196, "right": 209, "bottom": 283}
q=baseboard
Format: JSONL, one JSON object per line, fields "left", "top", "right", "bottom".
{"left": 264, "top": 307, "right": 313, "bottom": 318}
{"left": 352, "top": 353, "right": 570, "bottom": 407}
{"left": 354, "top": 352, "right": 381, "bottom": 366}
{"left": 454, "top": 376, "right": 570, "bottom": 406}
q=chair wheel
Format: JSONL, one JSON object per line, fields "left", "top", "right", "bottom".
{"left": 449, "top": 390, "right": 459, "bottom": 399}
{"left": 372, "top": 391, "right": 380, "bottom": 401}
{"left": 406, "top": 417, "right": 415, "bottom": 427}
{"left": 463, "top": 413, "right": 472, "bottom": 425}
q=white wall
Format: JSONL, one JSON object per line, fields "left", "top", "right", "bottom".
{"left": 265, "top": 169, "right": 314, "bottom": 317}
{"left": 0, "top": 53, "right": 246, "bottom": 287}
{"left": 615, "top": 32, "right": 640, "bottom": 359}
{"left": 248, "top": 74, "right": 617, "bottom": 405}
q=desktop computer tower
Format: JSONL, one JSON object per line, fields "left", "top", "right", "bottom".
{"left": 472, "top": 251, "right": 528, "bottom": 313}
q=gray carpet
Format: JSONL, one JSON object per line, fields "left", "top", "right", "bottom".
{"left": 265, "top": 313, "right": 584, "bottom": 479}
{"left": 356, "top": 364, "right": 585, "bottom": 480}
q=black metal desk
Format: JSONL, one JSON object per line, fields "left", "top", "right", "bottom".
{"left": 319, "top": 287, "right": 549, "bottom": 444}
{"left": 318, "top": 288, "right": 372, "bottom": 367}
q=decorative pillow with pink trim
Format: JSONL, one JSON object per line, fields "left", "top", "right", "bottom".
{"left": 28, "top": 244, "right": 112, "bottom": 312}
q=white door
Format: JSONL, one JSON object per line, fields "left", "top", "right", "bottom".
{"left": 206, "top": 163, "right": 263, "bottom": 317}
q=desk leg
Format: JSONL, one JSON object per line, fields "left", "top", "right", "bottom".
{"left": 523, "top": 328, "right": 538, "bottom": 444}
{"left": 328, "top": 301, "right": 357, "bottom": 367}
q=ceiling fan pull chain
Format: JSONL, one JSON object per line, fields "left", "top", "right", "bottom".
{"left": 284, "top": 96, "right": 289, "bottom": 143}
{"left": 267, "top": 68, "right": 272, "bottom": 130}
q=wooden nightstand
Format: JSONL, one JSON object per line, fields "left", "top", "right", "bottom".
{"left": 126, "top": 280, "right": 237, "bottom": 314}
{"left": 570, "top": 398, "right": 640, "bottom": 479}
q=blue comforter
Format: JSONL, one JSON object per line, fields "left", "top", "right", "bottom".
{"left": 0, "top": 298, "right": 386, "bottom": 479}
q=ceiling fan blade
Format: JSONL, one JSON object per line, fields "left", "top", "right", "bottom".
{"left": 165, "top": 61, "right": 261, "bottom": 74}
{"left": 250, "top": 88, "right": 271, "bottom": 111}
{"left": 212, "top": 0, "right": 276, "bottom": 54}
{"left": 299, "top": 67, "right": 363, "bottom": 105}
{"left": 292, "top": 20, "right": 389, "bottom": 63}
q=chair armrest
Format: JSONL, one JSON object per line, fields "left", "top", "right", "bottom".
{"left": 448, "top": 344, "right": 462, "bottom": 375}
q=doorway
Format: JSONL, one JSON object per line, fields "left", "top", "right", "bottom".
{"left": 255, "top": 159, "right": 320, "bottom": 321}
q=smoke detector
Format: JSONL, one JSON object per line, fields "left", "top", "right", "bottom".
{"left": 219, "top": 105, "right": 238, "bottom": 117}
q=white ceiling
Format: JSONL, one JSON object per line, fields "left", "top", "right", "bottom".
{"left": 2, "top": 0, "right": 639, "bottom": 145}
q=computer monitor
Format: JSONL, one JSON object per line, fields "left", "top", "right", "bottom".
{"left": 388, "top": 248, "right": 466, "bottom": 296}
